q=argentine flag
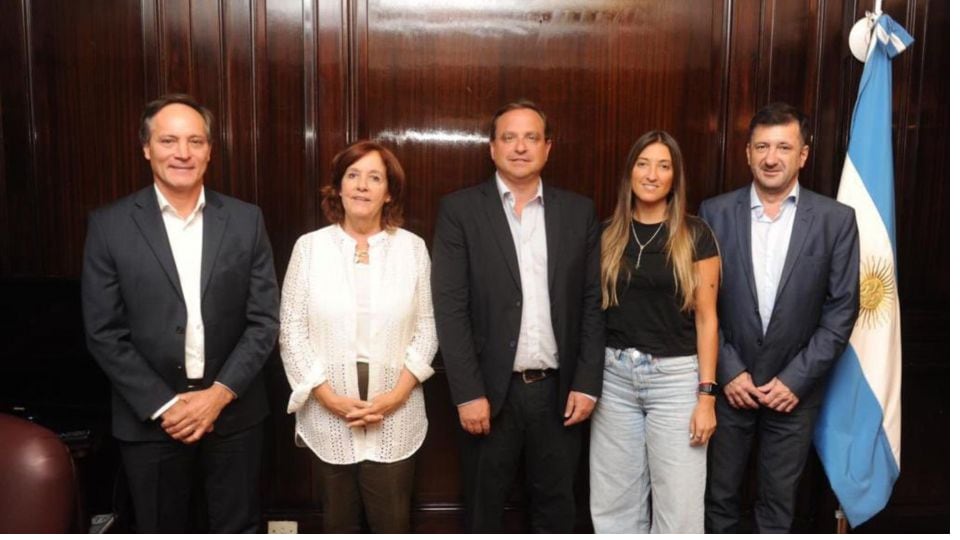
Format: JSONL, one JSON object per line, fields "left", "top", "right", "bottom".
{"left": 813, "top": 13, "right": 912, "bottom": 528}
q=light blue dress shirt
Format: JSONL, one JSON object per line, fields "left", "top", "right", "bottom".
{"left": 750, "top": 181, "right": 799, "bottom": 335}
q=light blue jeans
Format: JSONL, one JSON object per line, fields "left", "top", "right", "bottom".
{"left": 589, "top": 347, "right": 706, "bottom": 533}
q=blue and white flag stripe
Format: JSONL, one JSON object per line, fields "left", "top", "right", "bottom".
{"left": 813, "top": 13, "right": 912, "bottom": 528}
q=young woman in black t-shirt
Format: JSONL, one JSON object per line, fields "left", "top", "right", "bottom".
{"left": 589, "top": 131, "right": 721, "bottom": 533}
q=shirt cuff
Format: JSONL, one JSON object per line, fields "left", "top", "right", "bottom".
{"left": 457, "top": 397, "right": 485, "bottom": 408}
{"left": 574, "top": 391, "right": 598, "bottom": 403}
{"left": 214, "top": 381, "right": 237, "bottom": 399}
{"left": 151, "top": 396, "right": 180, "bottom": 420}
{"left": 403, "top": 347, "right": 436, "bottom": 383}
{"left": 287, "top": 370, "right": 327, "bottom": 414}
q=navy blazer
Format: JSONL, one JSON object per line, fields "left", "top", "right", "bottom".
{"left": 81, "top": 186, "right": 280, "bottom": 441}
{"left": 699, "top": 184, "right": 859, "bottom": 404}
{"left": 431, "top": 178, "right": 604, "bottom": 417}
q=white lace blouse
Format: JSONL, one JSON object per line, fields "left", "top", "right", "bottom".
{"left": 279, "top": 225, "right": 437, "bottom": 464}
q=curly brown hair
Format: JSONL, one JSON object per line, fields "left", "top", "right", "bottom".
{"left": 320, "top": 140, "right": 406, "bottom": 230}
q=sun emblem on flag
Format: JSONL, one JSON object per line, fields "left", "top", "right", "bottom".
{"left": 858, "top": 256, "right": 896, "bottom": 329}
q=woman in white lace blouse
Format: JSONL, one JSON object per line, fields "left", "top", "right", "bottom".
{"left": 279, "top": 140, "right": 437, "bottom": 533}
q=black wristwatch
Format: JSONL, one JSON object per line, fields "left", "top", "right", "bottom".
{"left": 698, "top": 382, "right": 719, "bottom": 396}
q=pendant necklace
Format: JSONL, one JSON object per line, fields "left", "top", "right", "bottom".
{"left": 630, "top": 220, "right": 664, "bottom": 269}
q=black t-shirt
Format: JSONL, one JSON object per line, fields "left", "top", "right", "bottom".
{"left": 605, "top": 216, "right": 718, "bottom": 357}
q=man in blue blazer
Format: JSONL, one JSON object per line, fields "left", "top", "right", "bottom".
{"left": 699, "top": 103, "right": 859, "bottom": 532}
{"left": 81, "top": 95, "right": 279, "bottom": 532}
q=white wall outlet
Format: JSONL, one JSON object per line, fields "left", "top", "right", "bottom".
{"left": 267, "top": 520, "right": 298, "bottom": 534}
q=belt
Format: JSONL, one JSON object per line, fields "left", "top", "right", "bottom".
{"left": 513, "top": 368, "right": 556, "bottom": 384}
{"left": 185, "top": 378, "right": 204, "bottom": 391}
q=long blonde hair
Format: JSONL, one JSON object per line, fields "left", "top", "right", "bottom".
{"left": 600, "top": 131, "right": 699, "bottom": 311}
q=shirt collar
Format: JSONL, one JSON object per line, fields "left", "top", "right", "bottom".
{"left": 495, "top": 172, "right": 544, "bottom": 206}
{"left": 750, "top": 180, "right": 799, "bottom": 213}
{"left": 155, "top": 184, "right": 206, "bottom": 220}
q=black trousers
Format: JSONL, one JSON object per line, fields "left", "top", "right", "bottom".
{"left": 119, "top": 421, "right": 264, "bottom": 533}
{"left": 460, "top": 375, "right": 582, "bottom": 533}
{"left": 705, "top": 396, "right": 818, "bottom": 533}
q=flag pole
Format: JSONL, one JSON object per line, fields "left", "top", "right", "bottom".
{"left": 836, "top": 509, "right": 849, "bottom": 534}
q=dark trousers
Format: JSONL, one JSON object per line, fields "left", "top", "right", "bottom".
{"left": 705, "top": 396, "right": 818, "bottom": 533}
{"left": 314, "top": 363, "right": 416, "bottom": 533}
{"left": 119, "top": 421, "right": 264, "bottom": 533}
{"left": 460, "top": 375, "right": 582, "bottom": 533}
{"left": 316, "top": 456, "right": 417, "bottom": 533}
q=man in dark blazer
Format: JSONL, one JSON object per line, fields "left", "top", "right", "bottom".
{"left": 432, "top": 100, "right": 604, "bottom": 532}
{"left": 81, "top": 94, "right": 279, "bottom": 533}
{"left": 699, "top": 102, "right": 859, "bottom": 532}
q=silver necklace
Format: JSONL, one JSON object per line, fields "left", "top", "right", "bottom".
{"left": 630, "top": 221, "right": 664, "bottom": 269}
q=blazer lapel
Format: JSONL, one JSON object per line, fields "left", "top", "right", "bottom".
{"left": 543, "top": 185, "right": 562, "bottom": 292}
{"left": 774, "top": 187, "right": 813, "bottom": 301}
{"left": 480, "top": 179, "right": 522, "bottom": 290}
{"left": 131, "top": 187, "right": 183, "bottom": 301}
{"left": 200, "top": 191, "right": 229, "bottom": 301}
{"left": 735, "top": 188, "right": 760, "bottom": 309}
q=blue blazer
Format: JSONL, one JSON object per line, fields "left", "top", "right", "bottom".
{"left": 699, "top": 184, "right": 859, "bottom": 404}
{"left": 81, "top": 186, "right": 280, "bottom": 441}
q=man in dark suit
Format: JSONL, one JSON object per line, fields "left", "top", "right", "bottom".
{"left": 81, "top": 94, "right": 279, "bottom": 533}
{"left": 432, "top": 100, "right": 604, "bottom": 532}
{"left": 699, "top": 102, "right": 859, "bottom": 532}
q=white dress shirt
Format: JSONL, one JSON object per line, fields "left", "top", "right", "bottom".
{"left": 279, "top": 225, "right": 437, "bottom": 464}
{"left": 750, "top": 181, "right": 799, "bottom": 334}
{"left": 151, "top": 185, "right": 206, "bottom": 419}
{"left": 495, "top": 174, "right": 560, "bottom": 372}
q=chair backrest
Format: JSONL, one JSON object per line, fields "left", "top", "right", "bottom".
{"left": 0, "top": 413, "right": 77, "bottom": 533}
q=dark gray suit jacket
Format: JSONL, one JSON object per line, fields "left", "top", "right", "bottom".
{"left": 699, "top": 184, "right": 859, "bottom": 405}
{"left": 81, "top": 186, "right": 280, "bottom": 441}
{"left": 431, "top": 178, "right": 604, "bottom": 417}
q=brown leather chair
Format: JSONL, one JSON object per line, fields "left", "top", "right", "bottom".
{"left": 0, "top": 413, "right": 78, "bottom": 533}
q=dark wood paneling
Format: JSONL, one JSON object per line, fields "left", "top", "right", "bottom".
{"left": 156, "top": 0, "right": 193, "bottom": 92}
{"left": 315, "top": 0, "right": 346, "bottom": 222}
{"left": 27, "top": 0, "right": 146, "bottom": 277}
{"left": 721, "top": 0, "right": 762, "bottom": 193}
{"left": 894, "top": 0, "right": 949, "bottom": 311}
{"left": 0, "top": 0, "right": 39, "bottom": 275}
{"left": 255, "top": 0, "right": 312, "bottom": 513}
{"left": 806, "top": 0, "right": 853, "bottom": 198}
{"left": 220, "top": 0, "right": 259, "bottom": 201}
{"left": 0, "top": 0, "right": 947, "bottom": 532}
{"left": 364, "top": 0, "right": 728, "bottom": 244}
{"left": 255, "top": 0, "right": 307, "bottom": 267}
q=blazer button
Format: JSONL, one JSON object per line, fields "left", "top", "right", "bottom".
{"left": 756, "top": 338, "right": 763, "bottom": 347}
{"left": 176, "top": 365, "right": 183, "bottom": 371}
{"left": 175, "top": 326, "right": 185, "bottom": 335}
{"left": 515, "top": 300, "right": 522, "bottom": 307}
{"left": 509, "top": 340, "right": 517, "bottom": 349}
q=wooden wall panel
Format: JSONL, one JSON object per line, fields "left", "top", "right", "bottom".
{"left": 0, "top": 0, "right": 37, "bottom": 275}
{"left": 27, "top": 0, "right": 146, "bottom": 277}
{"left": 315, "top": 0, "right": 347, "bottom": 206}
{"left": 805, "top": 0, "right": 855, "bottom": 199}
{"left": 722, "top": 0, "right": 762, "bottom": 193}
{"left": 363, "top": 0, "right": 729, "bottom": 246}
{"left": 220, "top": 0, "right": 259, "bottom": 202}
{"left": 255, "top": 0, "right": 312, "bottom": 513}
{"left": 255, "top": 0, "right": 307, "bottom": 268}
{"left": 0, "top": 0, "right": 948, "bottom": 532}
